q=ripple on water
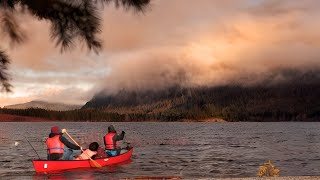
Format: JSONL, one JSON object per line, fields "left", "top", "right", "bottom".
{"left": 0, "top": 122, "right": 320, "bottom": 178}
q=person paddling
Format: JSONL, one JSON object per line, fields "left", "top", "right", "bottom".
{"left": 46, "top": 126, "right": 81, "bottom": 160}
{"left": 104, "top": 125, "right": 125, "bottom": 156}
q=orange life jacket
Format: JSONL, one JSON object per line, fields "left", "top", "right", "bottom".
{"left": 104, "top": 133, "right": 118, "bottom": 150}
{"left": 75, "top": 149, "right": 97, "bottom": 160}
{"left": 46, "top": 135, "right": 64, "bottom": 154}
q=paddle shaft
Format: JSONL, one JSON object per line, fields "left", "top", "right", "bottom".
{"left": 64, "top": 131, "right": 101, "bottom": 167}
{"left": 64, "top": 131, "right": 81, "bottom": 148}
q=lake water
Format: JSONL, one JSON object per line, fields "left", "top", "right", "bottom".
{"left": 0, "top": 122, "right": 320, "bottom": 179}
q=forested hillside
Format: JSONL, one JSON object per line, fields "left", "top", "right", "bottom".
{"left": 82, "top": 70, "right": 320, "bottom": 121}
{"left": 2, "top": 70, "right": 320, "bottom": 122}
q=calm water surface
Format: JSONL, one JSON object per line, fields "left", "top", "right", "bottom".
{"left": 0, "top": 122, "right": 320, "bottom": 179}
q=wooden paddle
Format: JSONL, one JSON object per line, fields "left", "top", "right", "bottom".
{"left": 61, "top": 129, "right": 102, "bottom": 168}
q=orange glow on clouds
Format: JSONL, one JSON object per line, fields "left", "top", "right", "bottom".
{"left": 2, "top": 0, "right": 320, "bottom": 106}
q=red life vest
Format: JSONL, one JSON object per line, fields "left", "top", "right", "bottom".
{"left": 104, "top": 133, "right": 118, "bottom": 150}
{"left": 46, "top": 135, "right": 64, "bottom": 154}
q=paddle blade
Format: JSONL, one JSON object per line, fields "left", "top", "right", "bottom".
{"left": 89, "top": 159, "right": 102, "bottom": 168}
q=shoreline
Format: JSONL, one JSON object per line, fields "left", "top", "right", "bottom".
{"left": 0, "top": 113, "right": 226, "bottom": 122}
{"left": 204, "top": 177, "right": 320, "bottom": 180}
{"left": 179, "top": 118, "right": 225, "bottom": 122}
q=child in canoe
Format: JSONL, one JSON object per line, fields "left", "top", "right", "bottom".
{"left": 75, "top": 142, "right": 108, "bottom": 160}
{"left": 75, "top": 142, "right": 99, "bottom": 160}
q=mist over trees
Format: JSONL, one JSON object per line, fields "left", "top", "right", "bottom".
{"left": 0, "top": 0, "right": 150, "bottom": 92}
{"left": 81, "top": 69, "right": 320, "bottom": 121}
{"left": 2, "top": 69, "right": 320, "bottom": 122}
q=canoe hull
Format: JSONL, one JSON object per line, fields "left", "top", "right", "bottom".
{"left": 32, "top": 148, "right": 133, "bottom": 173}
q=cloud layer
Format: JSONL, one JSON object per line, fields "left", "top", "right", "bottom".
{"left": 98, "top": 0, "right": 320, "bottom": 93}
{"left": 1, "top": 0, "right": 320, "bottom": 106}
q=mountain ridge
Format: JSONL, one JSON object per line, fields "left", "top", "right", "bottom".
{"left": 82, "top": 69, "right": 320, "bottom": 121}
{"left": 4, "top": 100, "right": 81, "bottom": 111}
{"left": 2, "top": 69, "right": 320, "bottom": 122}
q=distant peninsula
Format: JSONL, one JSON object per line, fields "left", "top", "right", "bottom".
{"left": 4, "top": 100, "right": 81, "bottom": 111}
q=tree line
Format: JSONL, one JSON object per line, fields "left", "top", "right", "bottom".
{"left": 2, "top": 82, "right": 320, "bottom": 122}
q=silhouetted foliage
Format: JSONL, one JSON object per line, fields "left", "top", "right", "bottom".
{"left": 0, "top": 0, "right": 150, "bottom": 92}
{"left": 0, "top": 51, "right": 11, "bottom": 92}
{"left": 0, "top": 107, "right": 126, "bottom": 121}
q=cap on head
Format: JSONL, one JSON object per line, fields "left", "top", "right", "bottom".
{"left": 51, "top": 126, "right": 61, "bottom": 134}
{"left": 108, "top": 125, "right": 116, "bottom": 133}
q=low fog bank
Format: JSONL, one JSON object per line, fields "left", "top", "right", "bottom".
{"left": 95, "top": 66, "right": 320, "bottom": 98}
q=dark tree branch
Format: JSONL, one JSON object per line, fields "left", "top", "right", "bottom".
{"left": 20, "top": 0, "right": 103, "bottom": 52}
{"left": 0, "top": 0, "right": 150, "bottom": 92}
{"left": 102, "top": 0, "right": 150, "bottom": 12}
{"left": 1, "top": 10, "right": 26, "bottom": 46}
{"left": 0, "top": 50, "right": 12, "bottom": 92}
{"left": 0, "top": 0, "right": 17, "bottom": 9}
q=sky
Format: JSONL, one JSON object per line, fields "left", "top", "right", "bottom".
{"left": 1, "top": 0, "right": 320, "bottom": 107}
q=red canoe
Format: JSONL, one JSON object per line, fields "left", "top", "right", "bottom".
{"left": 32, "top": 148, "right": 133, "bottom": 173}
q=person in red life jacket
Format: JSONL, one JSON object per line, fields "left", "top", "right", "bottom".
{"left": 75, "top": 142, "right": 99, "bottom": 160}
{"left": 104, "top": 125, "right": 125, "bottom": 156}
{"left": 46, "top": 126, "right": 81, "bottom": 160}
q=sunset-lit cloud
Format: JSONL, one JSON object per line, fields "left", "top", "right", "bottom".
{"left": 1, "top": 0, "right": 320, "bottom": 107}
